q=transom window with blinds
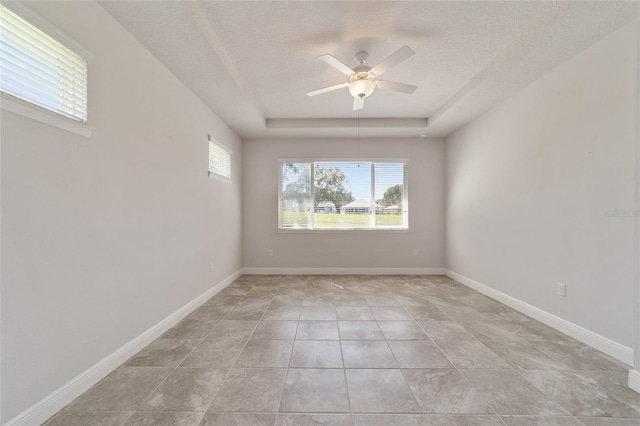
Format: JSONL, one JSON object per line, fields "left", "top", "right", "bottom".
{"left": 278, "top": 160, "right": 408, "bottom": 231}
{"left": 208, "top": 135, "right": 232, "bottom": 182}
{"left": 0, "top": 4, "right": 88, "bottom": 123}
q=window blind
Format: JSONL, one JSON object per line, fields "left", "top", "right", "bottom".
{"left": 0, "top": 4, "right": 88, "bottom": 123}
{"left": 280, "top": 162, "right": 312, "bottom": 228}
{"left": 374, "top": 162, "right": 406, "bottom": 228}
{"left": 279, "top": 160, "right": 407, "bottom": 230}
{"left": 209, "top": 137, "right": 231, "bottom": 179}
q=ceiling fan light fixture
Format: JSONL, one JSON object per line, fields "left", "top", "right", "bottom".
{"left": 308, "top": 46, "right": 417, "bottom": 109}
{"left": 348, "top": 77, "right": 375, "bottom": 99}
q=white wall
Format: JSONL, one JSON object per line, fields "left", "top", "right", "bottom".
{"left": 242, "top": 138, "right": 444, "bottom": 271}
{"left": 0, "top": 1, "right": 242, "bottom": 422}
{"left": 445, "top": 22, "right": 637, "bottom": 348}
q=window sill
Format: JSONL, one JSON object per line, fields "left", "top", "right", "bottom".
{"left": 1, "top": 93, "right": 93, "bottom": 137}
{"left": 208, "top": 171, "right": 232, "bottom": 184}
{"left": 277, "top": 228, "right": 409, "bottom": 234}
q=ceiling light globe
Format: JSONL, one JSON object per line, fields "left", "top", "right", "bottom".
{"left": 349, "top": 78, "right": 375, "bottom": 99}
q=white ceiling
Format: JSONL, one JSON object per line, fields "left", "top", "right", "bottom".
{"left": 98, "top": 1, "right": 636, "bottom": 140}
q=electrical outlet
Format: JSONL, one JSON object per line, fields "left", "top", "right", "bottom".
{"left": 209, "top": 263, "right": 213, "bottom": 272}
{"left": 413, "top": 249, "right": 419, "bottom": 257}
{"left": 268, "top": 249, "right": 274, "bottom": 257}
{"left": 557, "top": 283, "right": 567, "bottom": 297}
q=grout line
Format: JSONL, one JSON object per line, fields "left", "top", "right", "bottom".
{"left": 326, "top": 276, "right": 355, "bottom": 426}
{"left": 421, "top": 278, "right": 593, "bottom": 420}
{"left": 418, "top": 311, "right": 503, "bottom": 417}
{"left": 57, "top": 275, "right": 636, "bottom": 423}
{"left": 118, "top": 411, "right": 135, "bottom": 426}
{"left": 274, "top": 285, "right": 302, "bottom": 426}
{"left": 200, "top": 283, "right": 271, "bottom": 414}
{"left": 382, "top": 282, "right": 439, "bottom": 416}
{"left": 131, "top": 339, "right": 210, "bottom": 413}
{"left": 385, "top": 343, "right": 424, "bottom": 415}
{"left": 507, "top": 366, "right": 640, "bottom": 420}
{"left": 397, "top": 281, "right": 503, "bottom": 417}
{"left": 338, "top": 339, "right": 354, "bottom": 423}
{"left": 569, "top": 370, "right": 640, "bottom": 415}
{"left": 117, "top": 297, "right": 247, "bottom": 417}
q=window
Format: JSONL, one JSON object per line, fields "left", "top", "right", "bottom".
{"left": 278, "top": 160, "right": 408, "bottom": 231}
{"left": 0, "top": 4, "right": 88, "bottom": 123}
{"left": 208, "top": 135, "right": 231, "bottom": 182}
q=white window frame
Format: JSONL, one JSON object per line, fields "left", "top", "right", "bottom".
{"left": 208, "top": 135, "right": 232, "bottom": 184}
{"left": 0, "top": 1, "right": 94, "bottom": 137}
{"left": 277, "top": 158, "right": 409, "bottom": 233}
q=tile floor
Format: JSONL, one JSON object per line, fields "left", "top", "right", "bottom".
{"left": 45, "top": 275, "right": 640, "bottom": 425}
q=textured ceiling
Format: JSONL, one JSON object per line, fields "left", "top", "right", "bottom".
{"left": 98, "top": 1, "right": 636, "bottom": 139}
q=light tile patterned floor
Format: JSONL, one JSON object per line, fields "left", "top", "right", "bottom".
{"left": 45, "top": 275, "right": 640, "bottom": 425}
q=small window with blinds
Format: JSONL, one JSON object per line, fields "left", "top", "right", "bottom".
{"left": 278, "top": 160, "right": 408, "bottom": 231}
{"left": 208, "top": 135, "right": 232, "bottom": 182}
{"left": 0, "top": 4, "right": 88, "bottom": 123}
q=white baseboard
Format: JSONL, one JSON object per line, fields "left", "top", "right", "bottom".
{"left": 629, "top": 370, "right": 640, "bottom": 393}
{"left": 241, "top": 267, "right": 446, "bottom": 275}
{"left": 445, "top": 269, "right": 634, "bottom": 366}
{"left": 4, "top": 269, "right": 242, "bottom": 426}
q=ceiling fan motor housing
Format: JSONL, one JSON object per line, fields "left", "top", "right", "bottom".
{"left": 354, "top": 50, "right": 369, "bottom": 65}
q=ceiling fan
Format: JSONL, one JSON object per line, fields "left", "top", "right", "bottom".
{"left": 306, "top": 45, "right": 418, "bottom": 111}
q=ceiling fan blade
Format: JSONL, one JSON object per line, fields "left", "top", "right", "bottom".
{"left": 306, "top": 82, "right": 349, "bottom": 97}
{"left": 353, "top": 97, "right": 364, "bottom": 111}
{"left": 318, "top": 54, "right": 354, "bottom": 76}
{"left": 375, "top": 80, "right": 418, "bottom": 95}
{"left": 370, "top": 45, "right": 415, "bottom": 76}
